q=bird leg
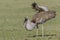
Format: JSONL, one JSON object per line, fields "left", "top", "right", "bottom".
{"left": 36, "top": 24, "right": 39, "bottom": 37}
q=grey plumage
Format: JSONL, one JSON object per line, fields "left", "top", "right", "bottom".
{"left": 31, "top": 2, "right": 49, "bottom": 12}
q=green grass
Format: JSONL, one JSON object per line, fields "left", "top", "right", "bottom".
{"left": 0, "top": 0, "right": 60, "bottom": 40}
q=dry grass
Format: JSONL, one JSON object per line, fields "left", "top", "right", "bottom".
{"left": 0, "top": 0, "right": 60, "bottom": 40}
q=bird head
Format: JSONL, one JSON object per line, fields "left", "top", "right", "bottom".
{"left": 31, "top": 2, "right": 37, "bottom": 9}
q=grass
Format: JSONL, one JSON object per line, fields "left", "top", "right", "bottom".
{"left": 0, "top": 0, "right": 60, "bottom": 40}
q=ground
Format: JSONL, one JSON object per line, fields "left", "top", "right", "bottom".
{"left": 0, "top": 0, "right": 60, "bottom": 40}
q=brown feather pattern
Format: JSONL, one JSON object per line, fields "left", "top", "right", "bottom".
{"left": 31, "top": 10, "right": 56, "bottom": 24}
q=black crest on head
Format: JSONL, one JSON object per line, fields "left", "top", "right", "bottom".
{"left": 24, "top": 17, "right": 28, "bottom": 23}
{"left": 32, "top": 2, "right": 37, "bottom": 8}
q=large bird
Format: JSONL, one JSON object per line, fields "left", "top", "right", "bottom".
{"left": 24, "top": 10, "right": 56, "bottom": 31}
{"left": 24, "top": 2, "right": 56, "bottom": 37}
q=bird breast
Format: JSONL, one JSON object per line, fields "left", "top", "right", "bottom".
{"left": 24, "top": 20, "right": 36, "bottom": 31}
